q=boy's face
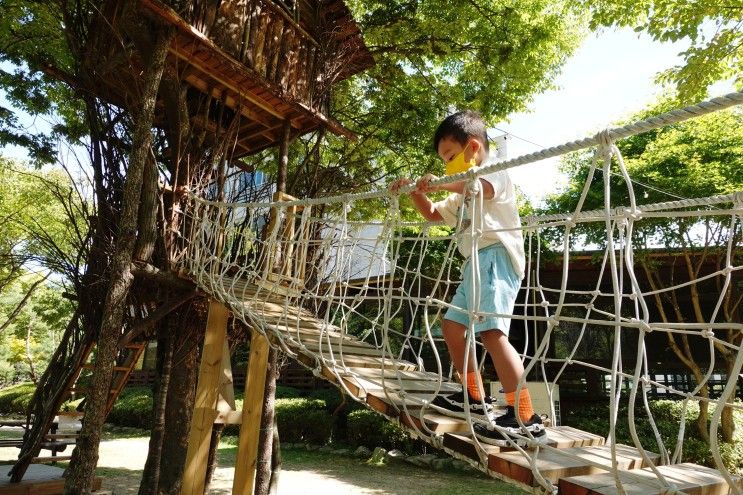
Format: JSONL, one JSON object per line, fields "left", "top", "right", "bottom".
{"left": 437, "top": 136, "right": 481, "bottom": 165}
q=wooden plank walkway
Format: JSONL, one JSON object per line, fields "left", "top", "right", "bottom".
{"left": 213, "top": 276, "right": 741, "bottom": 494}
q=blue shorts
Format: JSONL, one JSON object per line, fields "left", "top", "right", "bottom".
{"left": 444, "top": 244, "right": 522, "bottom": 336}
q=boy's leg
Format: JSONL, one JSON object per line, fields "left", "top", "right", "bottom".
{"left": 480, "top": 329, "right": 534, "bottom": 421}
{"left": 442, "top": 318, "right": 485, "bottom": 400}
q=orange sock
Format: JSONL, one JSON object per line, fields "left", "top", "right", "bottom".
{"left": 505, "top": 389, "right": 535, "bottom": 421}
{"left": 464, "top": 371, "right": 483, "bottom": 401}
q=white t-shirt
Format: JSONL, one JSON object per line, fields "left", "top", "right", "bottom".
{"left": 432, "top": 167, "right": 525, "bottom": 279}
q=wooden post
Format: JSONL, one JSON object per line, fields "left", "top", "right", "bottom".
{"left": 232, "top": 329, "right": 270, "bottom": 495}
{"left": 181, "top": 300, "right": 230, "bottom": 495}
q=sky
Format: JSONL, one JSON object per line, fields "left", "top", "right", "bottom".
{"left": 496, "top": 28, "right": 736, "bottom": 206}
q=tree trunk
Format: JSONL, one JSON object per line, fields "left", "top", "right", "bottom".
{"left": 138, "top": 324, "right": 174, "bottom": 495}
{"left": 254, "top": 345, "right": 279, "bottom": 495}
{"left": 157, "top": 306, "right": 204, "bottom": 494}
{"left": 63, "top": 21, "right": 173, "bottom": 493}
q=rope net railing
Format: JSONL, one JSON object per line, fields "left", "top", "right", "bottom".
{"left": 173, "top": 92, "right": 743, "bottom": 495}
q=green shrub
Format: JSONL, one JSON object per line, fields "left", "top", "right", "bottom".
{"left": 346, "top": 409, "right": 414, "bottom": 452}
{"left": 275, "top": 385, "right": 302, "bottom": 399}
{"left": 275, "top": 398, "right": 332, "bottom": 444}
{"left": 307, "top": 388, "right": 344, "bottom": 413}
{"left": 0, "top": 382, "right": 35, "bottom": 414}
{"left": 107, "top": 387, "right": 153, "bottom": 429}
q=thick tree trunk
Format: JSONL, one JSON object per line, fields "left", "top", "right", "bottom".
{"left": 157, "top": 307, "right": 204, "bottom": 494}
{"left": 63, "top": 20, "right": 173, "bottom": 493}
{"left": 138, "top": 325, "right": 175, "bottom": 495}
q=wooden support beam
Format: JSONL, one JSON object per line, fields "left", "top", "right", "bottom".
{"left": 181, "top": 300, "right": 230, "bottom": 495}
{"left": 232, "top": 329, "right": 270, "bottom": 495}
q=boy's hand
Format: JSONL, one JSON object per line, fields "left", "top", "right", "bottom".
{"left": 389, "top": 177, "right": 414, "bottom": 194}
{"left": 416, "top": 173, "right": 440, "bottom": 194}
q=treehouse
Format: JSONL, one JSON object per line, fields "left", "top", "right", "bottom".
{"left": 96, "top": 0, "right": 374, "bottom": 157}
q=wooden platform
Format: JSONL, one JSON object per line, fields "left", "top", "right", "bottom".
{"left": 206, "top": 276, "right": 741, "bottom": 495}
{"left": 559, "top": 463, "right": 743, "bottom": 495}
{"left": 0, "top": 464, "right": 102, "bottom": 495}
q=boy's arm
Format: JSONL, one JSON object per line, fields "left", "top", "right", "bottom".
{"left": 410, "top": 190, "right": 443, "bottom": 222}
{"left": 389, "top": 177, "right": 443, "bottom": 222}
{"left": 417, "top": 174, "right": 495, "bottom": 199}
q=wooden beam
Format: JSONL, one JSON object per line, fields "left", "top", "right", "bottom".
{"left": 181, "top": 300, "right": 230, "bottom": 495}
{"left": 232, "top": 329, "right": 270, "bottom": 495}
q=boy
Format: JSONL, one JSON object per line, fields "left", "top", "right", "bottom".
{"left": 390, "top": 110, "right": 546, "bottom": 445}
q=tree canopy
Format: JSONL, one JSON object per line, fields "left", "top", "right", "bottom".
{"left": 574, "top": 0, "right": 743, "bottom": 102}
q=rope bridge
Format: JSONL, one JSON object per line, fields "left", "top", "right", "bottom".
{"left": 174, "top": 92, "right": 743, "bottom": 495}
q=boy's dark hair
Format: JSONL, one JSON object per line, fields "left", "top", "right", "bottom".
{"left": 433, "top": 110, "right": 490, "bottom": 154}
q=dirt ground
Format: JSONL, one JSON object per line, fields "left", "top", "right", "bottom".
{"left": 0, "top": 428, "right": 525, "bottom": 495}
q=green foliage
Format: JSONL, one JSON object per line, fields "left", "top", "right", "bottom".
{"left": 0, "top": 274, "right": 75, "bottom": 385}
{"left": 275, "top": 398, "right": 333, "bottom": 445}
{"left": 346, "top": 408, "right": 415, "bottom": 452}
{"left": 253, "top": 1, "right": 588, "bottom": 205}
{"left": 107, "top": 387, "right": 154, "bottom": 430}
{"left": 544, "top": 103, "right": 743, "bottom": 249}
{"left": 0, "top": 1, "right": 83, "bottom": 163}
{"left": 573, "top": 1, "right": 743, "bottom": 102}
{"left": 0, "top": 381, "right": 35, "bottom": 414}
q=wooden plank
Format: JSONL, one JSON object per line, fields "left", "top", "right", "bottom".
{"left": 365, "top": 390, "right": 444, "bottom": 417}
{"left": 331, "top": 370, "right": 460, "bottom": 398}
{"left": 296, "top": 340, "right": 388, "bottom": 358}
{"left": 443, "top": 432, "right": 513, "bottom": 461}
{"left": 399, "top": 408, "right": 472, "bottom": 434}
{"left": 489, "top": 444, "right": 657, "bottom": 486}
{"left": 546, "top": 426, "right": 605, "bottom": 449}
{"left": 301, "top": 351, "right": 417, "bottom": 371}
{"left": 559, "top": 462, "right": 742, "bottom": 495}
{"left": 232, "top": 330, "right": 270, "bottom": 495}
{"left": 182, "top": 300, "right": 230, "bottom": 495}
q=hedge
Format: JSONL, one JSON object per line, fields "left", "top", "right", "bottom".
{"left": 0, "top": 382, "right": 35, "bottom": 415}
{"left": 2, "top": 382, "right": 740, "bottom": 472}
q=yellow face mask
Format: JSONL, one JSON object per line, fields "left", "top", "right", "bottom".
{"left": 444, "top": 144, "right": 476, "bottom": 176}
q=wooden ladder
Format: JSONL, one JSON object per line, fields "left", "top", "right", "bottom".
{"left": 32, "top": 340, "right": 148, "bottom": 464}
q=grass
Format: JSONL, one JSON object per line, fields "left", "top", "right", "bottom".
{"left": 217, "top": 440, "right": 527, "bottom": 495}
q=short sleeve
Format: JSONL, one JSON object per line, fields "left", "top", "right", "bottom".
{"left": 480, "top": 171, "right": 510, "bottom": 201}
{"left": 432, "top": 193, "right": 462, "bottom": 227}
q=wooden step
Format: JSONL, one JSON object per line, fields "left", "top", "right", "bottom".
{"left": 559, "top": 462, "right": 742, "bottom": 495}
{"left": 443, "top": 427, "right": 605, "bottom": 462}
{"left": 295, "top": 349, "right": 418, "bottom": 371}
{"left": 296, "top": 340, "right": 389, "bottom": 358}
{"left": 399, "top": 409, "right": 473, "bottom": 434}
{"left": 489, "top": 444, "right": 658, "bottom": 487}
{"left": 333, "top": 371, "right": 460, "bottom": 399}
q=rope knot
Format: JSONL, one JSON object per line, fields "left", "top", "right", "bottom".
{"left": 465, "top": 177, "right": 481, "bottom": 196}
{"left": 639, "top": 321, "right": 652, "bottom": 333}
{"left": 702, "top": 328, "right": 715, "bottom": 339}
{"left": 733, "top": 191, "right": 743, "bottom": 209}
{"left": 565, "top": 216, "right": 577, "bottom": 229}
{"left": 723, "top": 264, "right": 734, "bottom": 276}
{"left": 595, "top": 129, "right": 614, "bottom": 147}
{"left": 547, "top": 316, "right": 559, "bottom": 328}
